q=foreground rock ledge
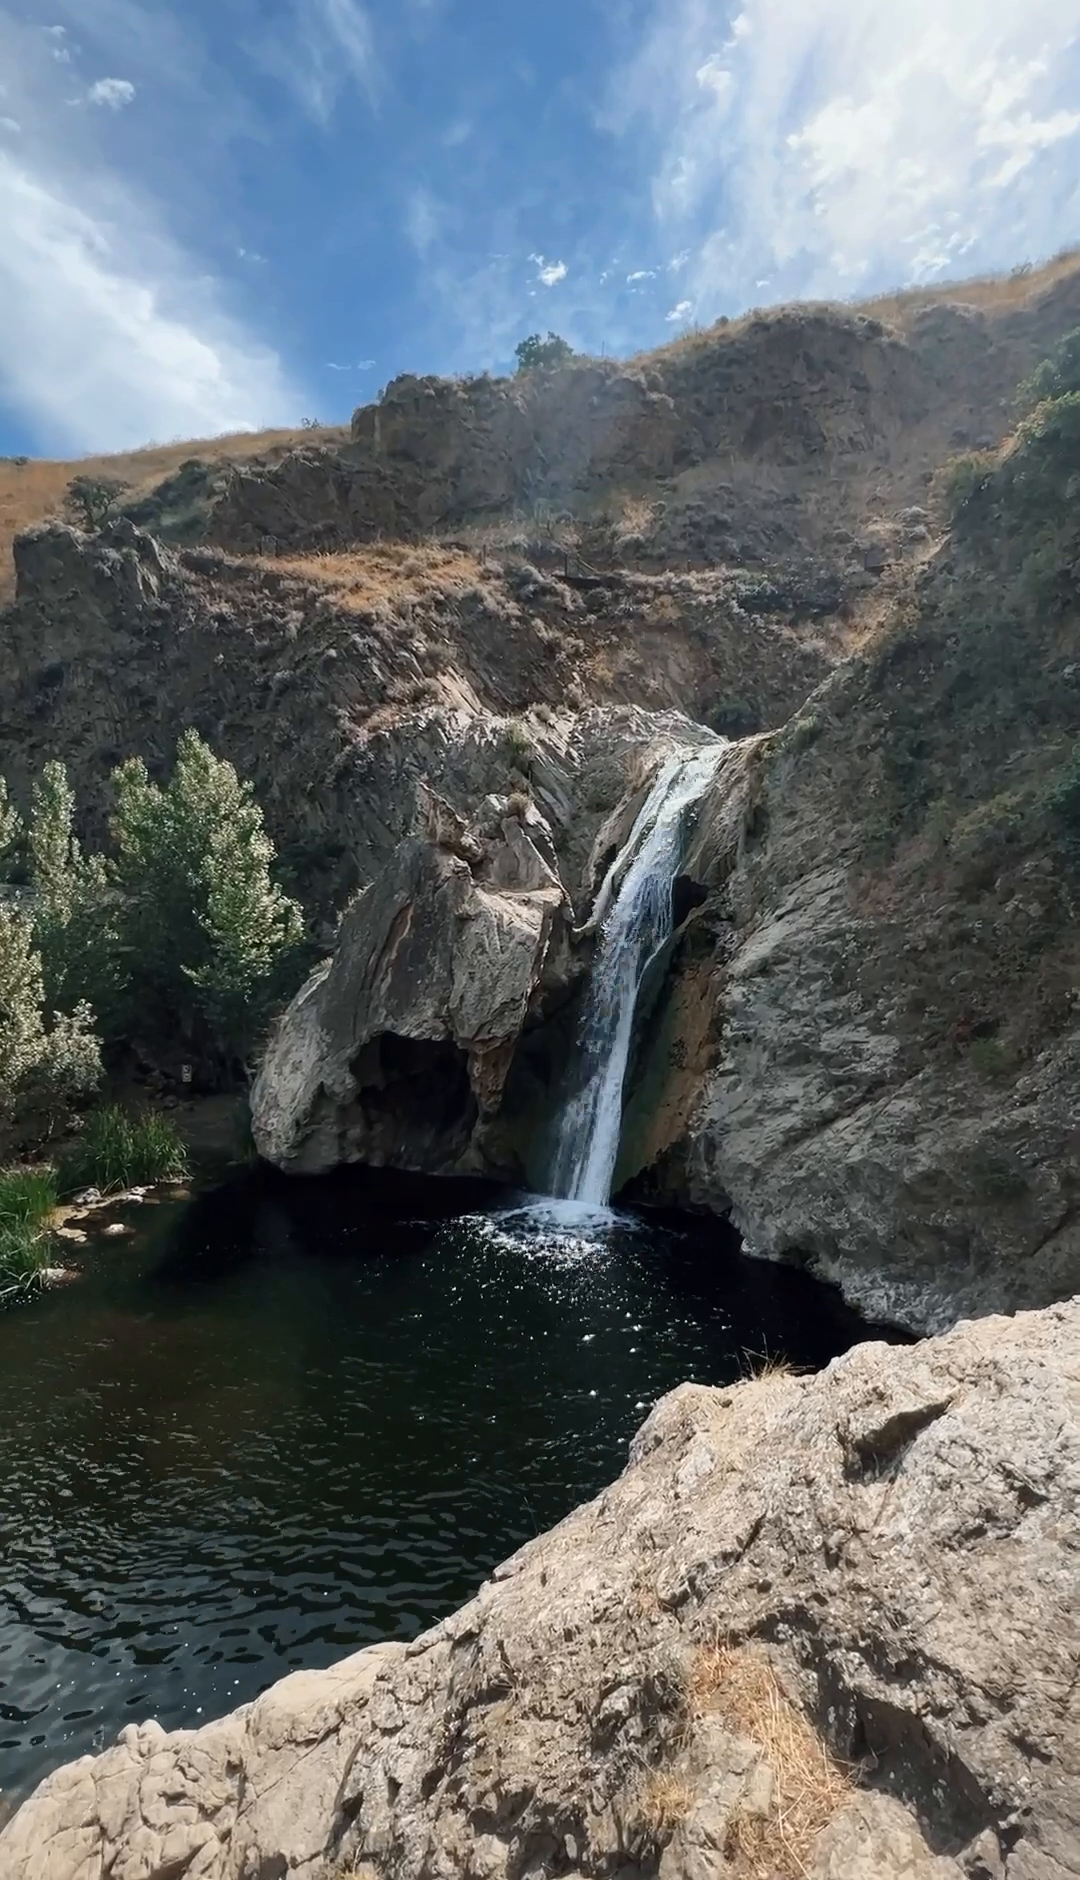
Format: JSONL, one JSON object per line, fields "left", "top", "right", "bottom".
{"left": 4, "top": 1303, "right": 1079, "bottom": 1880}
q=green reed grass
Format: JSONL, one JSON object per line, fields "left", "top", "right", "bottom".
{"left": 58, "top": 1106, "right": 189, "bottom": 1197}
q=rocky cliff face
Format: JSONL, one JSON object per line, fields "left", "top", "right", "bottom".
{"left": 197, "top": 280, "right": 1080, "bottom": 581}
{"left": 623, "top": 403, "right": 1080, "bottom": 1331}
{"left": 0, "top": 521, "right": 830, "bottom": 915}
{"left": 2, "top": 272, "right": 1080, "bottom": 1328}
{"left": 4, "top": 1298, "right": 1078, "bottom": 1880}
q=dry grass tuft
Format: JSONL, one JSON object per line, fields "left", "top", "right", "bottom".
{"left": 636, "top": 1770, "right": 698, "bottom": 1840}
{"left": 689, "top": 1643, "right": 854, "bottom": 1880}
{"left": 740, "top": 1347, "right": 799, "bottom": 1383}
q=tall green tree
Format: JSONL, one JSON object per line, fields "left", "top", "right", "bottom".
{"left": 0, "top": 904, "right": 101, "bottom": 1130}
{"left": 0, "top": 778, "right": 20, "bottom": 878}
{"left": 28, "top": 762, "right": 114, "bottom": 1018}
{"left": 111, "top": 731, "right": 305, "bottom": 1072}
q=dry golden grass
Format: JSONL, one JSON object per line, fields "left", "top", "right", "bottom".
{"left": 740, "top": 1348, "right": 799, "bottom": 1383}
{"left": 634, "top": 246, "right": 1080, "bottom": 371}
{"left": 260, "top": 542, "right": 485, "bottom": 612}
{"left": 857, "top": 246, "right": 1080, "bottom": 326}
{"left": 636, "top": 1770, "right": 698, "bottom": 1840}
{"left": 0, "top": 424, "right": 348, "bottom": 602}
{"left": 689, "top": 1643, "right": 854, "bottom": 1880}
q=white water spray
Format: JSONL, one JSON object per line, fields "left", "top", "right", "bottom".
{"left": 549, "top": 744, "right": 724, "bottom": 1207}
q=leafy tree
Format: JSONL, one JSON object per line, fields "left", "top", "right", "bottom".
{"left": 515, "top": 332, "right": 575, "bottom": 374}
{"left": 63, "top": 475, "right": 129, "bottom": 532}
{"left": 110, "top": 731, "right": 305, "bottom": 1073}
{"left": 0, "top": 904, "right": 101, "bottom": 1130}
{"left": 0, "top": 777, "right": 21, "bottom": 878}
{"left": 28, "top": 762, "right": 114, "bottom": 1018}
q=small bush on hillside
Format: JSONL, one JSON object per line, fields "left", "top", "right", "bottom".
{"left": 1020, "top": 326, "right": 1080, "bottom": 405}
{"left": 0, "top": 905, "right": 102, "bottom": 1133}
{"left": 63, "top": 475, "right": 129, "bottom": 532}
{"left": 969, "top": 1038, "right": 1016, "bottom": 1079}
{"left": 514, "top": 332, "right": 575, "bottom": 374}
{"left": 110, "top": 731, "right": 305, "bottom": 1074}
{"left": 938, "top": 451, "right": 996, "bottom": 523}
{"left": 58, "top": 1106, "right": 189, "bottom": 1197}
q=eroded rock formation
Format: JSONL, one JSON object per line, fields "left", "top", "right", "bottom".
{"left": 4, "top": 1299, "right": 1078, "bottom": 1879}
{"left": 251, "top": 791, "right": 571, "bottom": 1175}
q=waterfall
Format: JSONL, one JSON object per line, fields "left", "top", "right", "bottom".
{"left": 549, "top": 743, "right": 724, "bottom": 1207}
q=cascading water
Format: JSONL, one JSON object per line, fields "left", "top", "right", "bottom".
{"left": 549, "top": 742, "right": 725, "bottom": 1207}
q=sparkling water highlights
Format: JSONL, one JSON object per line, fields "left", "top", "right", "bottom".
{"left": 0, "top": 1168, "right": 872, "bottom": 1804}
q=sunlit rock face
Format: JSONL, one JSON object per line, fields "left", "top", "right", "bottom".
{"left": 4, "top": 1299, "right": 1080, "bottom": 1880}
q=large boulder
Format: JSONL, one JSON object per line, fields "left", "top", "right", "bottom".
{"left": 251, "top": 791, "right": 570, "bottom": 1175}
{"left": 4, "top": 1298, "right": 1079, "bottom": 1879}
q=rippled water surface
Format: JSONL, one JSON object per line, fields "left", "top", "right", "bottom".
{"left": 0, "top": 1169, "right": 871, "bottom": 1803}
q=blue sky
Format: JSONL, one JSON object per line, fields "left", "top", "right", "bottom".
{"left": 1, "top": 0, "right": 1079, "bottom": 455}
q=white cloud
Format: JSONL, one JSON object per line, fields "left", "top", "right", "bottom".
{"left": 282, "top": 0, "right": 377, "bottom": 121}
{"left": 666, "top": 298, "right": 694, "bottom": 321}
{"left": 531, "top": 252, "right": 568, "bottom": 286}
{"left": 0, "top": 153, "right": 301, "bottom": 451}
{"left": 616, "top": 0, "right": 1080, "bottom": 315}
{"left": 0, "top": 115, "right": 19, "bottom": 133}
{"left": 627, "top": 268, "right": 656, "bottom": 281}
{"left": 87, "top": 76, "right": 136, "bottom": 109}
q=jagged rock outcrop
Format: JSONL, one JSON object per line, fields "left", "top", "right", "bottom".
{"left": 4, "top": 1298, "right": 1078, "bottom": 1879}
{"left": 252, "top": 790, "right": 571, "bottom": 1174}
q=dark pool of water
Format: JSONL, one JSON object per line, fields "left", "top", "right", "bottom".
{"left": 0, "top": 1168, "right": 875, "bottom": 1804}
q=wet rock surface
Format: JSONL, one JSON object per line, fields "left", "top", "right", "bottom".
{"left": 3, "top": 1299, "right": 1078, "bottom": 1880}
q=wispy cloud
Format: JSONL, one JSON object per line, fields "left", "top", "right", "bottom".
{"left": 616, "top": 0, "right": 1080, "bottom": 314}
{"left": 87, "top": 77, "right": 136, "bottom": 109}
{"left": 277, "top": 0, "right": 378, "bottom": 122}
{"left": 0, "top": 153, "right": 301, "bottom": 450}
{"left": 530, "top": 252, "right": 567, "bottom": 286}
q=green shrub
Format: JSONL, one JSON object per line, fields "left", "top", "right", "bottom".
{"left": 58, "top": 1105, "right": 189, "bottom": 1196}
{"left": 63, "top": 474, "right": 129, "bottom": 532}
{"left": 939, "top": 451, "right": 996, "bottom": 522}
{"left": 514, "top": 332, "right": 575, "bottom": 374}
{"left": 969, "top": 1038, "right": 1016, "bottom": 1079}
{"left": 1020, "top": 326, "right": 1080, "bottom": 405}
